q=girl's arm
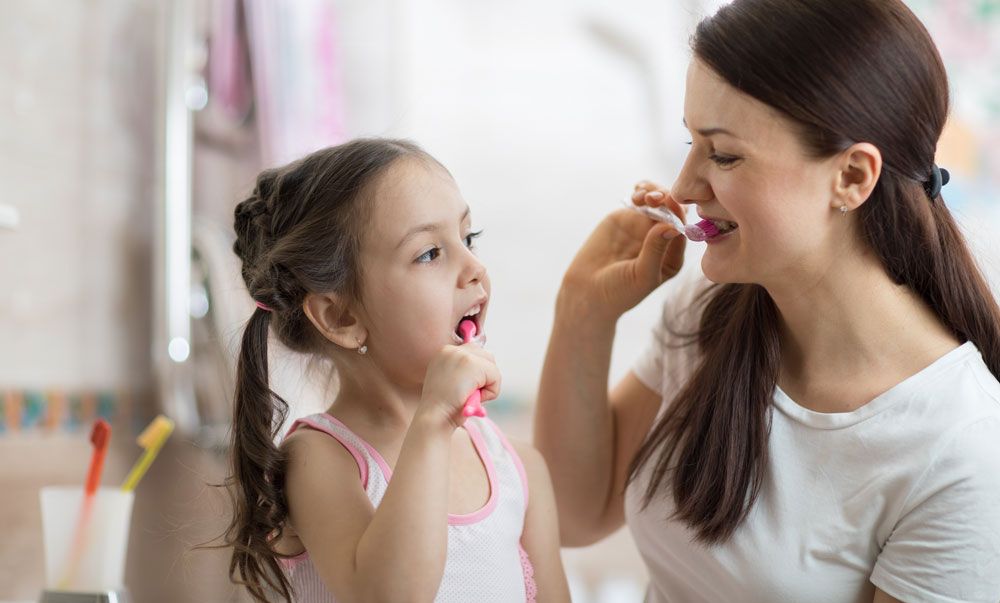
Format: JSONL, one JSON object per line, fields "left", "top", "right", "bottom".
{"left": 511, "top": 440, "right": 571, "bottom": 602}
{"left": 284, "top": 344, "right": 501, "bottom": 603}
{"left": 535, "top": 196, "right": 686, "bottom": 547}
{"left": 284, "top": 416, "right": 453, "bottom": 602}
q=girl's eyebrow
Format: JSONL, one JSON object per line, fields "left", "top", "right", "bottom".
{"left": 682, "top": 117, "right": 741, "bottom": 140}
{"left": 396, "top": 206, "right": 471, "bottom": 249}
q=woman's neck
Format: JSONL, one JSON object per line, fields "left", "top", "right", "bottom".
{"left": 767, "top": 247, "right": 960, "bottom": 412}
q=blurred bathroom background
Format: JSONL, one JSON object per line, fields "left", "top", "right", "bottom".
{"left": 1, "top": 0, "right": 998, "bottom": 601}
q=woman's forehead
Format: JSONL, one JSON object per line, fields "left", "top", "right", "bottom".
{"left": 684, "top": 59, "right": 793, "bottom": 145}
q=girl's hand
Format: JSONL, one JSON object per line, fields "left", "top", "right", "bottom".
{"left": 418, "top": 343, "right": 501, "bottom": 430}
{"left": 561, "top": 181, "right": 686, "bottom": 321}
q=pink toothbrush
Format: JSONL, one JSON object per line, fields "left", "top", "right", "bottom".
{"left": 624, "top": 200, "right": 716, "bottom": 241}
{"left": 457, "top": 319, "right": 487, "bottom": 418}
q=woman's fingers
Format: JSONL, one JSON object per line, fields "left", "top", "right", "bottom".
{"left": 631, "top": 181, "right": 686, "bottom": 225}
{"left": 661, "top": 229, "right": 687, "bottom": 281}
{"left": 635, "top": 222, "right": 685, "bottom": 286}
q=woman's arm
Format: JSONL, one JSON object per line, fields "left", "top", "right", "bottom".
{"left": 535, "top": 190, "right": 686, "bottom": 546}
{"left": 873, "top": 589, "right": 903, "bottom": 603}
{"left": 511, "top": 441, "right": 571, "bottom": 602}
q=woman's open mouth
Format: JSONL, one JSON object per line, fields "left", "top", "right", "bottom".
{"left": 710, "top": 219, "right": 738, "bottom": 234}
{"left": 690, "top": 218, "right": 738, "bottom": 241}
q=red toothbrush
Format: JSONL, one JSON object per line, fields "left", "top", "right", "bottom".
{"left": 457, "top": 319, "right": 487, "bottom": 418}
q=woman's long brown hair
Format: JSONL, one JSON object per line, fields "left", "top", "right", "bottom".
{"left": 222, "top": 139, "right": 432, "bottom": 602}
{"left": 628, "top": 0, "right": 1000, "bottom": 544}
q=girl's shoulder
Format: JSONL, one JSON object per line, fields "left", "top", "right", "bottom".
{"left": 282, "top": 413, "right": 379, "bottom": 492}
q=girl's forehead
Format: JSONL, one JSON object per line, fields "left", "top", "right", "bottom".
{"left": 365, "top": 159, "right": 468, "bottom": 247}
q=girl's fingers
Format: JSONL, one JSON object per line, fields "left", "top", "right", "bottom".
{"left": 475, "top": 359, "right": 501, "bottom": 403}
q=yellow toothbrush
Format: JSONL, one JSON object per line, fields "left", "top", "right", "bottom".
{"left": 121, "top": 415, "right": 175, "bottom": 492}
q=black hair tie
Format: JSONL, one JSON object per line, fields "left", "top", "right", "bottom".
{"left": 925, "top": 164, "right": 950, "bottom": 201}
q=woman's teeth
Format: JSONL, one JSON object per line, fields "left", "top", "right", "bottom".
{"left": 713, "top": 220, "right": 738, "bottom": 234}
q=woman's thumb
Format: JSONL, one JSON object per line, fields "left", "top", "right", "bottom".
{"left": 636, "top": 223, "right": 681, "bottom": 282}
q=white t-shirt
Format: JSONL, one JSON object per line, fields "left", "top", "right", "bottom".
{"left": 626, "top": 274, "right": 1000, "bottom": 603}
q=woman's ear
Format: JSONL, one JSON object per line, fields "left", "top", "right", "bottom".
{"left": 302, "top": 292, "right": 367, "bottom": 351}
{"left": 832, "top": 142, "right": 882, "bottom": 211}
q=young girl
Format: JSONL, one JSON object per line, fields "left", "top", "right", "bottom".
{"left": 224, "top": 138, "right": 569, "bottom": 602}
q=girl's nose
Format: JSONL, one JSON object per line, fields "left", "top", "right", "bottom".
{"left": 461, "top": 253, "right": 486, "bottom": 286}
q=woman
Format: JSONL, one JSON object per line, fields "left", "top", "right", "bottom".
{"left": 534, "top": 1, "right": 1000, "bottom": 601}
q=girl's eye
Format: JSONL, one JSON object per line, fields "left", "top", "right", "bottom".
{"left": 416, "top": 247, "right": 441, "bottom": 263}
{"left": 464, "top": 230, "right": 483, "bottom": 249}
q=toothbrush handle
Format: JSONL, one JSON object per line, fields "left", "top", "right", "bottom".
{"left": 462, "top": 389, "right": 485, "bottom": 418}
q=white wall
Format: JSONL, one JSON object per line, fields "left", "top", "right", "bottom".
{"left": 334, "top": 0, "right": 714, "bottom": 403}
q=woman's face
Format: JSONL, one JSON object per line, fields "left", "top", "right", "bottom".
{"left": 673, "top": 59, "right": 849, "bottom": 290}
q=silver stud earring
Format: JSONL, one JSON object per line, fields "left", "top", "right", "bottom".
{"left": 839, "top": 205, "right": 849, "bottom": 214}
{"left": 356, "top": 338, "right": 368, "bottom": 355}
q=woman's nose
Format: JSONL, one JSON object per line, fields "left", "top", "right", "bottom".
{"left": 671, "top": 154, "right": 713, "bottom": 206}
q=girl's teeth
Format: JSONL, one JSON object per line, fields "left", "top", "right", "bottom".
{"left": 464, "top": 305, "right": 481, "bottom": 317}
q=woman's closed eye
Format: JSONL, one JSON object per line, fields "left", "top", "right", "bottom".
{"left": 708, "top": 153, "right": 741, "bottom": 167}
{"left": 685, "top": 141, "right": 742, "bottom": 168}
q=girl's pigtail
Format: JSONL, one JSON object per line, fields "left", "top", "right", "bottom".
{"left": 227, "top": 306, "right": 293, "bottom": 603}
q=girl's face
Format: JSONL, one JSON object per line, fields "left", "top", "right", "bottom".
{"left": 674, "top": 60, "right": 848, "bottom": 290}
{"left": 357, "top": 158, "right": 490, "bottom": 388}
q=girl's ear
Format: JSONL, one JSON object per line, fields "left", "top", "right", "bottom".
{"left": 832, "top": 142, "right": 882, "bottom": 211}
{"left": 302, "top": 292, "right": 367, "bottom": 351}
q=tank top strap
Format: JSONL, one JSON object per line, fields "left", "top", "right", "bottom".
{"left": 465, "top": 417, "right": 530, "bottom": 507}
{"left": 285, "top": 413, "right": 390, "bottom": 506}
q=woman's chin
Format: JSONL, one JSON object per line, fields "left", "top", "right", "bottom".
{"left": 700, "top": 253, "right": 744, "bottom": 284}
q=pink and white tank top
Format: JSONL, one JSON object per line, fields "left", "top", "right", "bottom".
{"left": 280, "top": 413, "right": 536, "bottom": 602}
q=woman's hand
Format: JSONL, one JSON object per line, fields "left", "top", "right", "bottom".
{"left": 561, "top": 181, "right": 686, "bottom": 321}
{"left": 418, "top": 343, "right": 501, "bottom": 430}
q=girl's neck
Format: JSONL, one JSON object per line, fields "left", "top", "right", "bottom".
{"left": 326, "top": 369, "right": 423, "bottom": 435}
{"left": 767, "top": 246, "right": 960, "bottom": 408}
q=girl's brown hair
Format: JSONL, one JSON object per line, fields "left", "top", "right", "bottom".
{"left": 223, "top": 138, "right": 431, "bottom": 602}
{"left": 629, "top": 0, "right": 1000, "bottom": 544}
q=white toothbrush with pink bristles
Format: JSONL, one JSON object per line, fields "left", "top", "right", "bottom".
{"left": 457, "top": 319, "right": 487, "bottom": 418}
{"left": 623, "top": 199, "right": 723, "bottom": 242}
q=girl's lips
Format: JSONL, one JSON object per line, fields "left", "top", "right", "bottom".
{"left": 451, "top": 329, "right": 487, "bottom": 346}
{"left": 453, "top": 302, "right": 487, "bottom": 345}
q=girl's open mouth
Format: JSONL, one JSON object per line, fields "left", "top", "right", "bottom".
{"left": 453, "top": 304, "right": 485, "bottom": 344}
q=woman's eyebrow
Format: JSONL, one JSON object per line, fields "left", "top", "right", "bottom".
{"left": 682, "top": 117, "right": 742, "bottom": 140}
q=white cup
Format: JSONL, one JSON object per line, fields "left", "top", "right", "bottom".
{"left": 39, "top": 486, "right": 135, "bottom": 592}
